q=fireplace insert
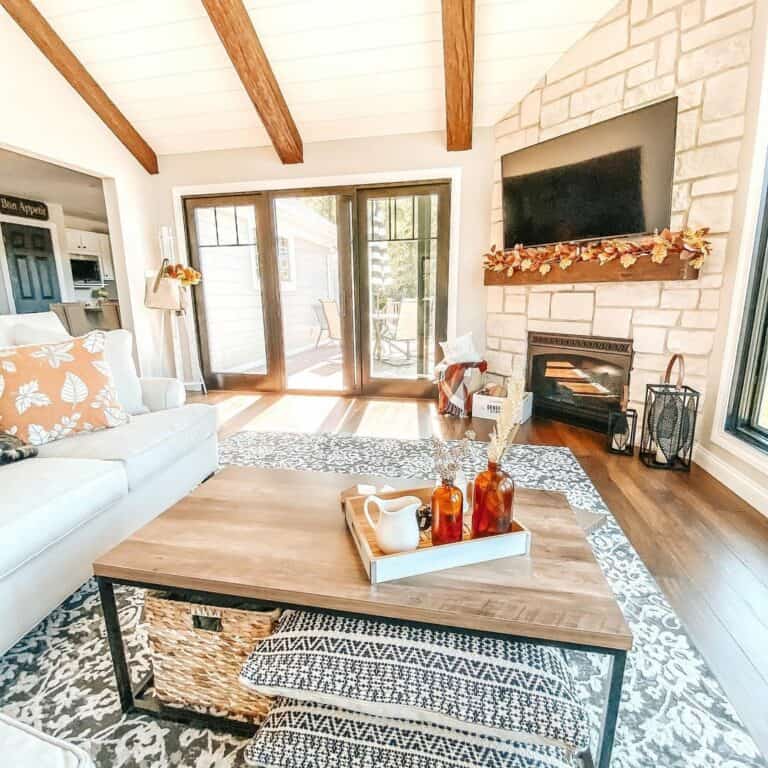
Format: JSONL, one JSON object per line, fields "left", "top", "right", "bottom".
{"left": 526, "top": 332, "right": 633, "bottom": 432}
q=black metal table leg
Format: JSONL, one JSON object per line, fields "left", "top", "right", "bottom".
{"left": 97, "top": 576, "right": 134, "bottom": 714}
{"left": 596, "top": 650, "right": 626, "bottom": 768}
{"left": 96, "top": 576, "right": 629, "bottom": 750}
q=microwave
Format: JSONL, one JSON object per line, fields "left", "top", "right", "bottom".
{"left": 70, "top": 255, "right": 103, "bottom": 286}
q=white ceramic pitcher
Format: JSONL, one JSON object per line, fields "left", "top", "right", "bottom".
{"left": 363, "top": 495, "right": 421, "bottom": 554}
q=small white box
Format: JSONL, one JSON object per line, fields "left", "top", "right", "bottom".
{"left": 472, "top": 391, "right": 533, "bottom": 422}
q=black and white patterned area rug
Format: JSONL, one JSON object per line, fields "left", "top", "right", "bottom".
{"left": 1, "top": 431, "right": 765, "bottom": 768}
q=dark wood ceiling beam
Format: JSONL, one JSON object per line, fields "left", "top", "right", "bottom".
{"left": 0, "top": 0, "right": 159, "bottom": 174}
{"left": 441, "top": 0, "right": 475, "bottom": 151}
{"left": 201, "top": 0, "right": 303, "bottom": 164}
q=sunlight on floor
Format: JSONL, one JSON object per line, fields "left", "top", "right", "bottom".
{"left": 209, "top": 393, "right": 262, "bottom": 428}
{"left": 355, "top": 399, "right": 429, "bottom": 439}
{"left": 240, "top": 394, "right": 343, "bottom": 433}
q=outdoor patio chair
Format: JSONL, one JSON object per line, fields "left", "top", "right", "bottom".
{"left": 381, "top": 297, "right": 417, "bottom": 363}
{"left": 317, "top": 299, "right": 342, "bottom": 347}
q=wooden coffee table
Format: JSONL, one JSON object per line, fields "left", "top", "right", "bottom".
{"left": 94, "top": 467, "right": 632, "bottom": 767}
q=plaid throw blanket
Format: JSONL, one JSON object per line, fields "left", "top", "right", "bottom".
{"left": 437, "top": 361, "right": 487, "bottom": 417}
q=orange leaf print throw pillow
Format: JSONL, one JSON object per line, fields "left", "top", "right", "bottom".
{"left": 0, "top": 330, "right": 129, "bottom": 445}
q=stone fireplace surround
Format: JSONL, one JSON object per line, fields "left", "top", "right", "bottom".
{"left": 485, "top": 0, "right": 754, "bottom": 424}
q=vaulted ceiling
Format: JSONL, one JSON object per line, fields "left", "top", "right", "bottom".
{"left": 26, "top": 0, "right": 617, "bottom": 158}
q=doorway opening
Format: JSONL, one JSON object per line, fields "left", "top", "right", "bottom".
{"left": 0, "top": 147, "right": 122, "bottom": 335}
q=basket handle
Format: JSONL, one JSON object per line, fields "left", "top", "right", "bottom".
{"left": 663, "top": 354, "right": 685, "bottom": 388}
{"left": 189, "top": 604, "right": 223, "bottom": 632}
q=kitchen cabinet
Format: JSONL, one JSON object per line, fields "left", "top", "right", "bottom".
{"left": 66, "top": 228, "right": 114, "bottom": 282}
{"left": 66, "top": 228, "right": 102, "bottom": 255}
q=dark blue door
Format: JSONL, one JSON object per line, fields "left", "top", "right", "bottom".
{"left": 1, "top": 223, "right": 61, "bottom": 313}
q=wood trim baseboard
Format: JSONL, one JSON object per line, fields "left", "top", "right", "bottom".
{"left": 693, "top": 443, "right": 768, "bottom": 518}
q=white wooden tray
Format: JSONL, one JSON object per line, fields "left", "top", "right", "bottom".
{"left": 341, "top": 486, "right": 531, "bottom": 584}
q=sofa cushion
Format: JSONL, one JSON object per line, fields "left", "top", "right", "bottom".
{"left": 0, "top": 457, "right": 127, "bottom": 580}
{"left": 245, "top": 698, "right": 577, "bottom": 768}
{"left": 0, "top": 331, "right": 129, "bottom": 445}
{"left": 240, "top": 609, "right": 590, "bottom": 751}
{"left": 0, "top": 311, "right": 68, "bottom": 346}
{"left": 14, "top": 322, "right": 71, "bottom": 345}
{"left": 0, "top": 713, "right": 95, "bottom": 767}
{"left": 104, "top": 330, "right": 147, "bottom": 416}
{"left": 36, "top": 404, "right": 216, "bottom": 489}
{"left": 0, "top": 314, "right": 147, "bottom": 417}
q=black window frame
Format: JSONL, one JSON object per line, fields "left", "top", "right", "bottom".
{"left": 726, "top": 158, "right": 768, "bottom": 452}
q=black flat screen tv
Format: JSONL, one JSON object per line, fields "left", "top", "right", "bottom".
{"left": 501, "top": 98, "right": 677, "bottom": 248}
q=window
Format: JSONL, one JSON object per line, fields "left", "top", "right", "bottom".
{"left": 277, "top": 236, "right": 296, "bottom": 291}
{"left": 727, "top": 168, "right": 768, "bottom": 451}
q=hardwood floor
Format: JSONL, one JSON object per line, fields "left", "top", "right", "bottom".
{"left": 193, "top": 390, "right": 768, "bottom": 758}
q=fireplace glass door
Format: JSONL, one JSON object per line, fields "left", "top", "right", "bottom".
{"left": 527, "top": 333, "right": 633, "bottom": 431}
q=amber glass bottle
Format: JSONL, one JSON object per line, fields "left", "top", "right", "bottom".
{"left": 431, "top": 479, "right": 464, "bottom": 545}
{"left": 472, "top": 462, "right": 514, "bottom": 537}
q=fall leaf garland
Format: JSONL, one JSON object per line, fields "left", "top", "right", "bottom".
{"left": 483, "top": 228, "right": 710, "bottom": 277}
{"left": 162, "top": 262, "right": 202, "bottom": 287}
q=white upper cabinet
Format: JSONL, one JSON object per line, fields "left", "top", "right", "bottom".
{"left": 66, "top": 227, "right": 103, "bottom": 256}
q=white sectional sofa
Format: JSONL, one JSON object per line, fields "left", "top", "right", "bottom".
{"left": 0, "top": 312, "right": 218, "bottom": 655}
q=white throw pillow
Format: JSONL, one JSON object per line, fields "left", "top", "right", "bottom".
{"left": 13, "top": 322, "right": 72, "bottom": 345}
{"left": 439, "top": 332, "right": 481, "bottom": 364}
{"left": 104, "top": 330, "right": 148, "bottom": 415}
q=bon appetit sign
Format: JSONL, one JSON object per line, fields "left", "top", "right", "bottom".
{"left": 0, "top": 195, "right": 49, "bottom": 221}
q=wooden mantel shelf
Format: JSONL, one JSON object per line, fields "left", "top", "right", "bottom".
{"left": 484, "top": 256, "right": 700, "bottom": 286}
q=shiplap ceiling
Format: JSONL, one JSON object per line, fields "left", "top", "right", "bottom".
{"left": 33, "top": 0, "right": 619, "bottom": 156}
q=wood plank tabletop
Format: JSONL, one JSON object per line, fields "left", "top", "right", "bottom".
{"left": 94, "top": 467, "right": 632, "bottom": 651}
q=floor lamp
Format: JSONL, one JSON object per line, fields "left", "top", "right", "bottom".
{"left": 145, "top": 227, "right": 207, "bottom": 393}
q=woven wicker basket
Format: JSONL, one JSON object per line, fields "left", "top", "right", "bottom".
{"left": 144, "top": 591, "right": 281, "bottom": 722}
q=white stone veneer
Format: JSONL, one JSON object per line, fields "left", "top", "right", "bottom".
{"left": 487, "top": 0, "right": 755, "bottom": 418}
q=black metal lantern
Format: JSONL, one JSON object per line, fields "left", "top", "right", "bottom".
{"left": 640, "top": 354, "right": 700, "bottom": 471}
{"left": 607, "top": 408, "right": 637, "bottom": 455}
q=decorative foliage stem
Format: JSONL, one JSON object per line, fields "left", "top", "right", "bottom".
{"left": 482, "top": 228, "right": 711, "bottom": 277}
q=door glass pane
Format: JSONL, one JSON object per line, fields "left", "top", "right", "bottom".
{"left": 215, "top": 206, "right": 238, "bottom": 246}
{"left": 366, "top": 192, "right": 438, "bottom": 380}
{"left": 194, "top": 204, "right": 268, "bottom": 375}
{"left": 273, "top": 195, "right": 343, "bottom": 391}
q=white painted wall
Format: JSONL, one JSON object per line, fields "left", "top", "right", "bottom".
{"left": 153, "top": 129, "right": 495, "bottom": 352}
{"left": 0, "top": 9, "right": 160, "bottom": 374}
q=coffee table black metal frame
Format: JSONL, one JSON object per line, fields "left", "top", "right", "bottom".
{"left": 97, "top": 575, "right": 626, "bottom": 768}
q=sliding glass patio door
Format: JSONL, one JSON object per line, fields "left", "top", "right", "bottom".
{"left": 185, "top": 194, "right": 282, "bottom": 390}
{"left": 357, "top": 183, "right": 450, "bottom": 397}
{"left": 271, "top": 191, "right": 356, "bottom": 392}
{"left": 185, "top": 181, "right": 449, "bottom": 397}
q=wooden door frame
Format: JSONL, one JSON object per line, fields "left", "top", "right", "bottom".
{"left": 183, "top": 180, "right": 451, "bottom": 398}
{"left": 183, "top": 193, "right": 284, "bottom": 391}
{"left": 266, "top": 187, "right": 359, "bottom": 395}
{"left": 356, "top": 182, "right": 450, "bottom": 398}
